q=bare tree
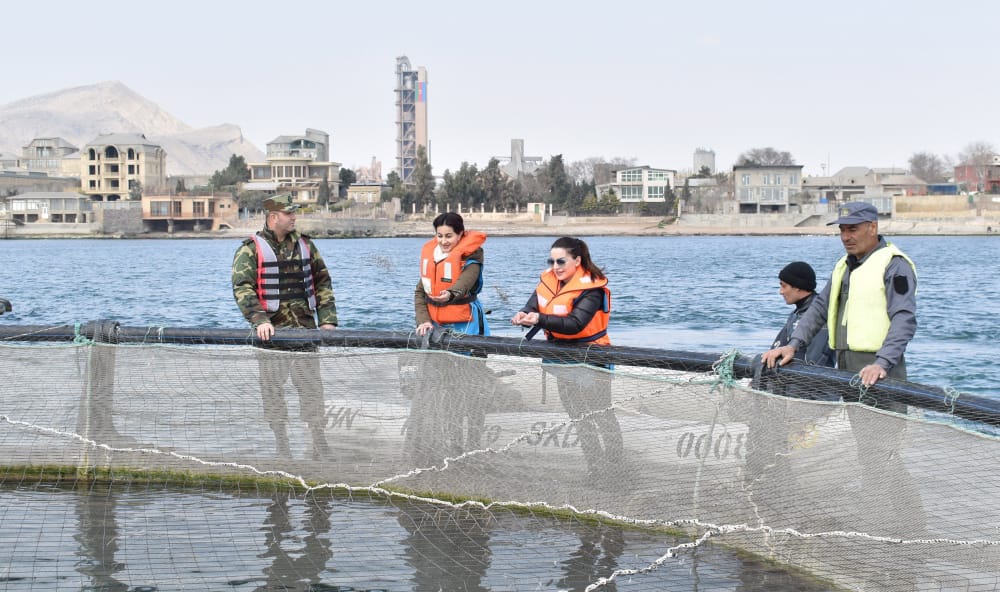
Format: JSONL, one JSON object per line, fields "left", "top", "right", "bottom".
{"left": 735, "top": 147, "right": 796, "bottom": 166}
{"left": 567, "top": 156, "right": 637, "bottom": 183}
{"left": 958, "top": 141, "right": 996, "bottom": 192}
{"left": 908, "top": 152, "right": 952, "bottom": 183}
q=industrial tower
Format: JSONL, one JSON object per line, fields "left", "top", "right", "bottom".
{"left": 395, "top": 56, "right": 428, "bottom": 185}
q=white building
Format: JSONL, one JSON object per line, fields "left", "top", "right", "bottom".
{"left": 596, "top": 166, "right": 676, "bottom": 205}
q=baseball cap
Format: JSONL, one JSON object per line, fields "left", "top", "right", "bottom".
{"left": 827, "top": 202, "right": 878, "bottom": 225}
{"left": 263, "top": 193, "right": 299, "bottom": 213}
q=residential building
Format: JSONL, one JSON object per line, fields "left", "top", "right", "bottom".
{"left": 802, "top": 166, "right": 926, "bottom": 204}
{"left": 346, "top": 183, "right": 385, "bottom": 204}
{"left": 395, "top": 55, "right": 428, "bottom": 185}
{"left": 954, "top": 154, "right": 1000, "bottom": 193}
{"left": 733, "top": 164, "right": 804, "bottom": 213}
{"left": 596, "top": 166, "right": 676, "bottom": 212}
{"left": 1, "top": 191, "right": 144, "bottom": 235}
{"left": 81, "top": 133, "right": 167, "bottom": 201}
{"left": 21, "top": 137, "right": 80, "bottom": 177}
{"left": 142, "top": 193, "right": 239, "bottom": 232}
{"left": 1, "top": 152, "right": 21, "bottom": 169}
{"left": 869, "top": 169, "right": 927, "bottom": 197}
{"left": 2, "top": 192, "right": 94, "bottom": 224}
{"left": 244, "top": 128, "right": 341, "bottom": 206}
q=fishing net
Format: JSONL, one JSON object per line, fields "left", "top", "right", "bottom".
{"left": 1, "top": 323, "right": 998, "bottom": 591}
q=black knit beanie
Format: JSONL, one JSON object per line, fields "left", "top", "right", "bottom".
{"left": 779, "top": 261, "right": 817, "bottom": 292}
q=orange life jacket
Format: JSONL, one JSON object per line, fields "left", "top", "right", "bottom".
{"left": 535, "top": 267, "right": 611, "bottom": 345}
{"left": 419, "top": 231, "right": 487, "bottom": 325}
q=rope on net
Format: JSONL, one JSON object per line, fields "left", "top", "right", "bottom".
{"left": 849, "top": 373, "right": 872, "bottom": 405}
{"left": 709, "top": 349, "right": 741, "bottom": 392}
{"left": 943, "top": 385, "right": 961, "bottom": 415}
{"left": 72, "top": 322, "right": 94, "bottom": 345}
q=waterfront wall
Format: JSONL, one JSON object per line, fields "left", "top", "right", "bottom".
{"left": 679, "top": 212, "right": 815, "bottom": 228}
{"left": 95, "top": 204, "right": 144, "bottom": 235}
{"left": 295, "top": 217, "right": 395, "bottom": 237}
{"left": 895, "top": 194, "right": 1000, "bottom": 216}
{"left": 5, "top": 209, "right": 1000, "bottom": 238}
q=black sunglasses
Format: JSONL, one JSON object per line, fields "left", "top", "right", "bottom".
{"left": 546, "top": 257, "right": 569, "bottom": 267}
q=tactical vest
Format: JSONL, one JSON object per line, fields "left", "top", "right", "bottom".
{"left": 252, "top": 235, "right": 317, "bottom": 312}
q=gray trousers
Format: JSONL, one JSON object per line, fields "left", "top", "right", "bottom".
{"left": 839, "top": 349, "right": 925, "bottom": 537}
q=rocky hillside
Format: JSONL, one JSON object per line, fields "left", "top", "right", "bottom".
{"left": 0, "top": 81, "right": 264, "bottom": 176}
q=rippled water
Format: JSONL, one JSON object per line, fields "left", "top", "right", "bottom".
{"left": 1, "top": 234, "right": 996, "bottom": 395}
{"left": 1, "top": 483, "right": 832, "bottom": 591}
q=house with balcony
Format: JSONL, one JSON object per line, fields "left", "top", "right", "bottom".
{"left": 81, "top": 133, "right": 167, "bottom": 201}
{"left": 733, "top": 164, "right": 804, "bottom": 213}
{"left": 141, "top": 193, "right": 239, "bottom": 233}
{"left": 596, "top": 166, "right": 676, "bottom": 213}
{"left": 244, "top": 128, "right": 341, "bottom": 207}
{"left": 954, "top": 154, "right": 1000, "bottom": 193}
{"left": 21, "top": 137, "right": 81, "bottom": 177}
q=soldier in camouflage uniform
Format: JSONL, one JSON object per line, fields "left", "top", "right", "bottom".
{"left": 232, "top": 194, "right": 338, "bottom": 459}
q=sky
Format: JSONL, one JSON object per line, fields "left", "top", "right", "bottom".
{"left": 4, "top": 0, "right": 999, "bottom": 178}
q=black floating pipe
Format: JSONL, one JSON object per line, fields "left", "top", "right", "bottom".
{"left": 1, "top": 322, "right": 999, "bottom": 427}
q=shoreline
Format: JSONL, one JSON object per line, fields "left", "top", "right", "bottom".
{"left": 4, "top": 215, "right": 999, "bottom": 240}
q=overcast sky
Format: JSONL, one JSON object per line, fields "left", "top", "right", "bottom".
{"left": 4, "top": 0, "right": 998, "bottom": 177}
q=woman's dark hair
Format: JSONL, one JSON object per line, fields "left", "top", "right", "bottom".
{"left": 551, "top": 236, "right": 605, "bottom": 280}
{"left": 432, "top": 212, "right": 465, "bottom": 234}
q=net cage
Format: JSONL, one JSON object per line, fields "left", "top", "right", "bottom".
{"left": 1, "top": 321, "right": 999, "bottom": 591}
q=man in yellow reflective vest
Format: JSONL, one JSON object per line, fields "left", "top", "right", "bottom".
{"left": 761, "top": 201, "right": 917, "bottom": 392}
{"left": 760, "top": 203, "right": 924, "bottom": 538}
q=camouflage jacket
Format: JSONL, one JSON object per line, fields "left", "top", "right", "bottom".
{"left": 232, "top": 226, "right": 338, "bottom": 329}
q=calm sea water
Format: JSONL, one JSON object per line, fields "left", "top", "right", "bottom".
{"left": 3, "top": 483, "right": 828, "bottom": 592}
{"left": 0, "top": 234, "right": 996, "bottom": 396}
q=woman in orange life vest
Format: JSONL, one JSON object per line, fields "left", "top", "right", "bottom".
{"left": 406, "top": 212, "right": 491, "bottom": 463}
{"left": 511, "top": 236, "right": 624, "bottom": 480}
{"left": 414, "top": 212, "right": 490, "bottom": 337}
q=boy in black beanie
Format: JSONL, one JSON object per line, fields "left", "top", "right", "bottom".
{"left": 750, "top": 261, "right": 835, "bottom": 397}
{"left": 773, "top": 261, "right": 834, "bottom": 367}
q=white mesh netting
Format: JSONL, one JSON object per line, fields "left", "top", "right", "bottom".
{"left": 1, "top": 337, "right": 999, "bottom": 590}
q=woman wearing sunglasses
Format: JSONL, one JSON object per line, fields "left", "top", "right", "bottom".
{"left": 511, "top": 236, "right": 623, "bottom": 481}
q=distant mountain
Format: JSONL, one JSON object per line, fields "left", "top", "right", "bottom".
{"left": 0, "top": 81, "right": 264, "bottom": 176}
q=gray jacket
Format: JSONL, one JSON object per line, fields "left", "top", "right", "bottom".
{"left": 773, "top": 293, "right": 835, "bottom": 367}
{"left": 789, "top": 237, "right": 917, "bottom": 373}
